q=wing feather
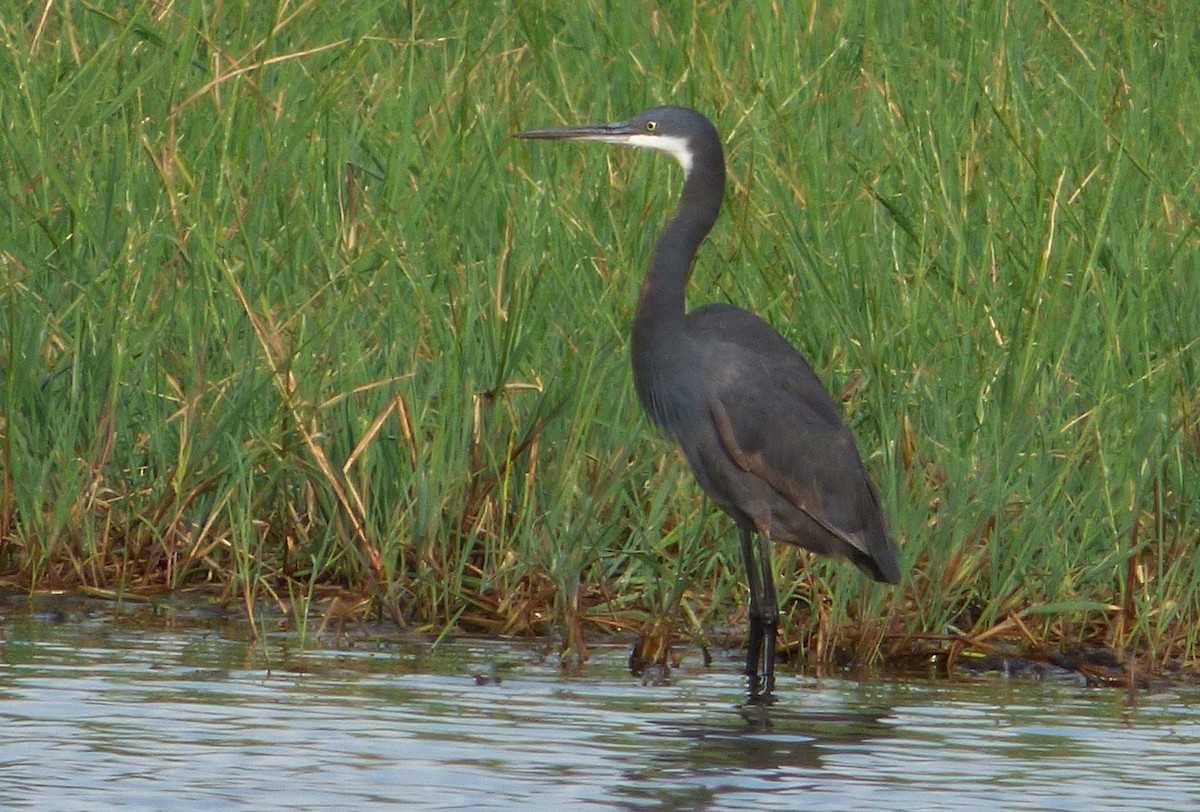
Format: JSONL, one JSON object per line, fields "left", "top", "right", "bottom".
{"left": 686, "top": 304, "right": 899, "bottom": 582}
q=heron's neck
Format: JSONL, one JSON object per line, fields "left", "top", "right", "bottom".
{"left": 633, "top": 156, "right": 725, "bottom": 335}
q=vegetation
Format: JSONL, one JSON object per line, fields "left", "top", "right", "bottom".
{"left": 2, "top": 1, "right": 1196, "bottom": 676}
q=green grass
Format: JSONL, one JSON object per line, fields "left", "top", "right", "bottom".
{"left": 2, "top": 1, "right": 1197, "bottom": 673}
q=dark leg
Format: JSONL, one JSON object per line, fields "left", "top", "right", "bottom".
{"left": 739, "top": 525, "right": 778, "bottom": 702}
{"left": 756, "top": 533, "right": 778, "bottom": 698}
{"left": 738, "top": 525, "right": 764, "bottom": 696}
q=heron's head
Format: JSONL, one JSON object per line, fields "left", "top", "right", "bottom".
{"left": 516, "top": 106, "right": 719, "bottom": 179}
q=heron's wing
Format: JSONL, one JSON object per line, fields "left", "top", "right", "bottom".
{"left": 708, "top": 380, "right": 881, "bottom": 531}
{"left": 688, "top": 304, "right": 898, "bottom": 581}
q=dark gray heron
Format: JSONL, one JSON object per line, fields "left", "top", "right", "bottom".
{"left": 516, "top": 106, "right": 900, "bottom": 701}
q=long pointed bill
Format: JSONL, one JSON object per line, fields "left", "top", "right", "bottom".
{"left": 516, "top": 117, "right": 694, "bottom": 176}
{"left": 515, "top": 120, "right": 641, "bottom": 144}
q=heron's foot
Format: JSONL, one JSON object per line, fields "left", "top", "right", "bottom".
{"left": 744, "top": 666, "right": 777, "bottom": 705}
{"left": 744, "top": 616, "right": 778, "bottom": 703}
{"left": 744, "top": 676, "right": 777, "bottom": 706}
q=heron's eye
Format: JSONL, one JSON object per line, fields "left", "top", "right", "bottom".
{"left": 646, "top": 121, "right": 657, "bottom": 132}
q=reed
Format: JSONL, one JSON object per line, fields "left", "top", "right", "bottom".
{"left": 2, "top": 0, "right": 1196, "bottom": 673}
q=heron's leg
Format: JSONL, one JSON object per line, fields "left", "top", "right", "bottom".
{"left": 756, "top": 533, "right": 778, "bottom": 698}
{"left": 738, "top": 525, "right": 764, "bottom": 696}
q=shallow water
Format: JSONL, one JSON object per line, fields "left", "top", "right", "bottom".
{"left": 1, "top": 596, "right": 1197, "bottom": 811}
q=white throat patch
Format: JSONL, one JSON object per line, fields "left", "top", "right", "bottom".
{"left": 580, "top": 132, "right": 696, "bottom": 178}
{"left": 626, "top": 133, "right": 694, "bottom": 177}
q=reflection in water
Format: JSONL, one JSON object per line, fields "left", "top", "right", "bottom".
{"left": 610, "top": 704, "right": 897, "bottom": 810}
{"left": 0, "top": 595, "right": 1198, "bottom": 811}
{"left": 655, "top": 705, "right": 894, "bottom": 772}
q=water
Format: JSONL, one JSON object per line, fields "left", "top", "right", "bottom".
{"left": 1, "top": 596, "right": 1197, "bottom": 811}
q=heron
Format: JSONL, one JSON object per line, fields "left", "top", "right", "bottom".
{"left": 516, "top": 106, "right": 901, "bottom": 701}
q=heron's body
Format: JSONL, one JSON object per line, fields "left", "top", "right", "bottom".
{"left": 640, "top": 302, "right": 895, "bottom": 578}
{"left": 518, "top": 106, "right": 900, "bottom": 701}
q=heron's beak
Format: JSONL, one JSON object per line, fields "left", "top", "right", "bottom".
{"left": 515, "top": 119, "right": 640, "bottom": 144}
{"left": 516, "top": 114, "right": 695, "bottom": 176}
